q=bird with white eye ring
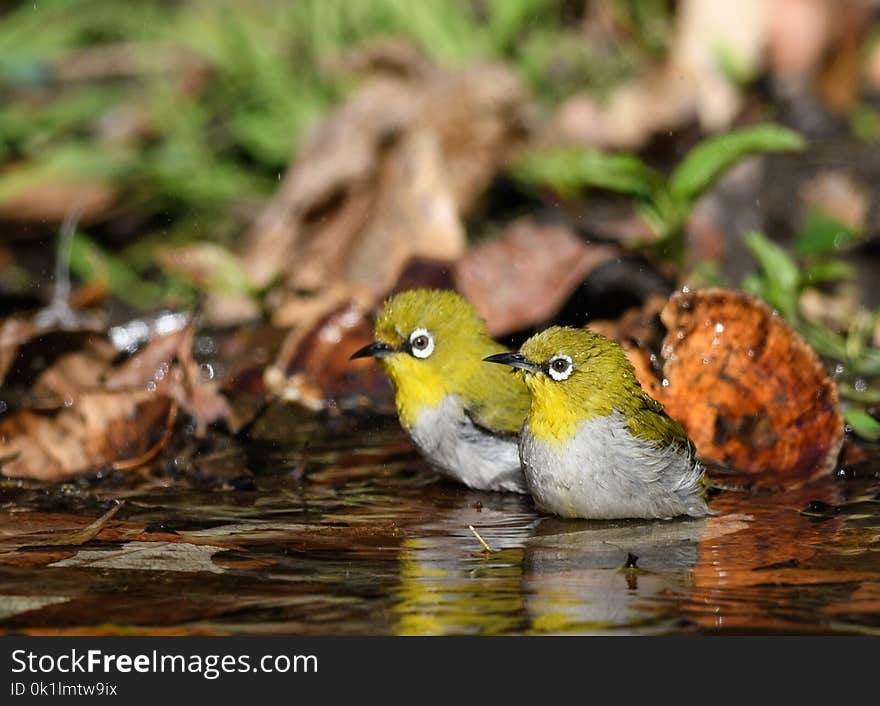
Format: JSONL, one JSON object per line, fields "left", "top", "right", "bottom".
{"left": 484, "top": 325, "right": 710, "bottom": 520}
{"left": 350, "top": 289, "right": 531, "bottom": 493}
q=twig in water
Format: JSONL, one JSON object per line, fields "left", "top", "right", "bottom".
{"left": 468, "top": 524, "right": 495, "bottom": 554}
{"left": 22, "top": 500, "right": 124, "bottom": 547}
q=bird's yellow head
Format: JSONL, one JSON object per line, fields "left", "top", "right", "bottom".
{"left": 351, "top": 289, "right": 525, "bottom": 430}
{"left": 484, "top": 326, "right": 646, "bottom": 444}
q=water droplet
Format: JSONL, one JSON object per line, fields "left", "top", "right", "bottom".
{"left": 146, "top": 380, "right": 157, "bottom": 393}
{"left": 714, "top": 323, "right": 724, "bottom": 334}
{"left": 834, "top": 363, "right": 846, "bottom": 376}
{"left": 199, "top": 363, "right": 215, "bottom": 381}
{"left": 854, "top": 378, "right": 868, "bottom": 393}
{"left": 63, "top": 397, "right": 74, "bottom": 408}
{"left": 681, "top": 285, "right": 690, "bottom": 294}
{"left": 701, "top": 358, "right": 710, "bottom": 365}
{"left": 195, "top": 336, "right": 217, "bottom": 355}
{"left": 661, "top": 378, "right": 670, "bottom": 387}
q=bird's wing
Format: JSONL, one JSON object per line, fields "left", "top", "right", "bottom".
{"left": 464, "top": 365, "right": 531, "bottom": 436}
{"left": 626, "top": 392, "right": 695, "bottom": 460}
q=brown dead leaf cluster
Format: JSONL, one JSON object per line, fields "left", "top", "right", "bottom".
{"left": 0, "top": 315, "right": 229, "bottom": 481}
{"left": 242, "top": 45, "right": 529, "bottom": 315}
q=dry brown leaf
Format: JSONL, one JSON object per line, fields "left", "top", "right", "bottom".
{"left": 0, "top": 393, "right": 171, "bottom": 480}
{"left": 0, "top": 315, "right": 230, "bottom": 480}
{"left": 455, "top": 219, "right": 619, "bottom": 336}
{"left": 0, "top": 179, "right": 117, "bottom": 224}
{"left": 645, "top": 288, "right": 843, "bottom": 486}
{"left": 545, "top": 67, "right": 697, "bottom": 151}
{"left": 240, "top": 51, "right": 527, "bottom": 319}
{"left": 340, "top": 127, "right": 465, "bottom": 297}
{"left": 267, "top": 302, "right": 393, "bottom": 413}
{"left": 0, "top": 317, "right": 37, "bottom": 385}
{"left": 30, "top": 337, "right": 117, "bottom": 408}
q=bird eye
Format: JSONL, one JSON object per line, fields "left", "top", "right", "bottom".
{"left": 547, "top": 355, "right": 573, "bottom": 381}
{"left": 408, "top": 328, "right": 434, "bottom": 359}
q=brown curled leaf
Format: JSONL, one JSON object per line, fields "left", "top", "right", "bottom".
{"left": 456, "top": 219, "right": 619, "bottom": 337}
{"left": 0, "top": 394, "right": 172, "bottom": 481}
{"left": 651, "top": 288, "right": 844, "bottom": 488}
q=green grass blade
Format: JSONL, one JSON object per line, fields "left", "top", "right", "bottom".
{"left": 670, "top": 124, "right": 805, "bottom": 205}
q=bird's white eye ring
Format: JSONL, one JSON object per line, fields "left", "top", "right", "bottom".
{"left": 547, "top": 354, "right": 573, "bottom": 381}
{"left": 409, "top": 328, "right": 434, "bottom": 359}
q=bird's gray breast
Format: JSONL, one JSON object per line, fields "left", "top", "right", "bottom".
{"left": 520, "top": 412, "right": 707, "bottom": 519}
{"left": 408, "top": 395, "right": 526, "bottom": 493}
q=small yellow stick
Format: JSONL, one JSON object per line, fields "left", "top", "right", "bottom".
{"left": 468, "top": 525, "right": 495, "bottom": 553}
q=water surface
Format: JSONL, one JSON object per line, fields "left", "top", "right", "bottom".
{"left": 1, "top": 411, "right": 878, "bottom": 635}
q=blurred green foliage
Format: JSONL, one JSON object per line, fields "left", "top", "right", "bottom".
{"left": 1, "top": 0, "right": 674, "bottom": 307}
{"left": 0, "top": 0, "right": 659, "bottom": 222}
{"left": 513, "top": 123, "right": 806, "bottom": 260}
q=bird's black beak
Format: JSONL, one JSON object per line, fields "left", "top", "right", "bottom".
{"left": 483, "top": 351, "right": 541, "bottom": 373}
{"left": 350, "top": 341, "right": 394, "bottom": 360}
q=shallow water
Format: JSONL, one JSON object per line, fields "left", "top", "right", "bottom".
{"left": 1, "top": 409, "right": 878, "bottom": 635}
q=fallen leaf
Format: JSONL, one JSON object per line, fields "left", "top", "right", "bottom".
{"left": 0, "top": 314, "right": 229, "bottom": 480}
{"left": 267, "top": 302, "right": 393, "bottom": 413}
{"left": 0, "top": 317, "right": 37, "bottom": 386}
{"left": 648, "top": 288, "right": 844, "bottom": 486}
{"left": 0, "top": 393, "right": 172, "bottom": 480}
{"left": 543, "top": 0, "right": 768, "bottom": 150}
{"left": 455, "top": 219, "right": 619, "bottom": 336}
{"left": 240, "top": 51, "right": 526, "bottom": 314}
{"left": 49, "top": 541, "right": 228, "bottom": 573}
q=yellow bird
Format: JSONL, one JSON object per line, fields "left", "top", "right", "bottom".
{"left": 351, "top": 289, "right": 530, "bottom": 493}
{"left": 485, "top": 326, "right": 709, "bottom": 519}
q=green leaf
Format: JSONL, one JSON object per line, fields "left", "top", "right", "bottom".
{"left": 743, "top": 231, "right": 800, "bottom": 319}
{"left": 70, "top": 233, "right": 170, "bottom": 310}
{"left": 844, "top": 409, "right": 880, "bottom": 442}
{"left": 801, "top": 259, "right": 855, "bottom": 285}
{"left": 798, "top": 318, "right": 850, "bottom": 362}
{"left": 512, "top": 147, "right": 665, "bottom": 201}
{"left": 669, "top": 124, "right": 805, "bottom": 205}
{"left": 795, "top": 209, "right": 861, "bottom": 256}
